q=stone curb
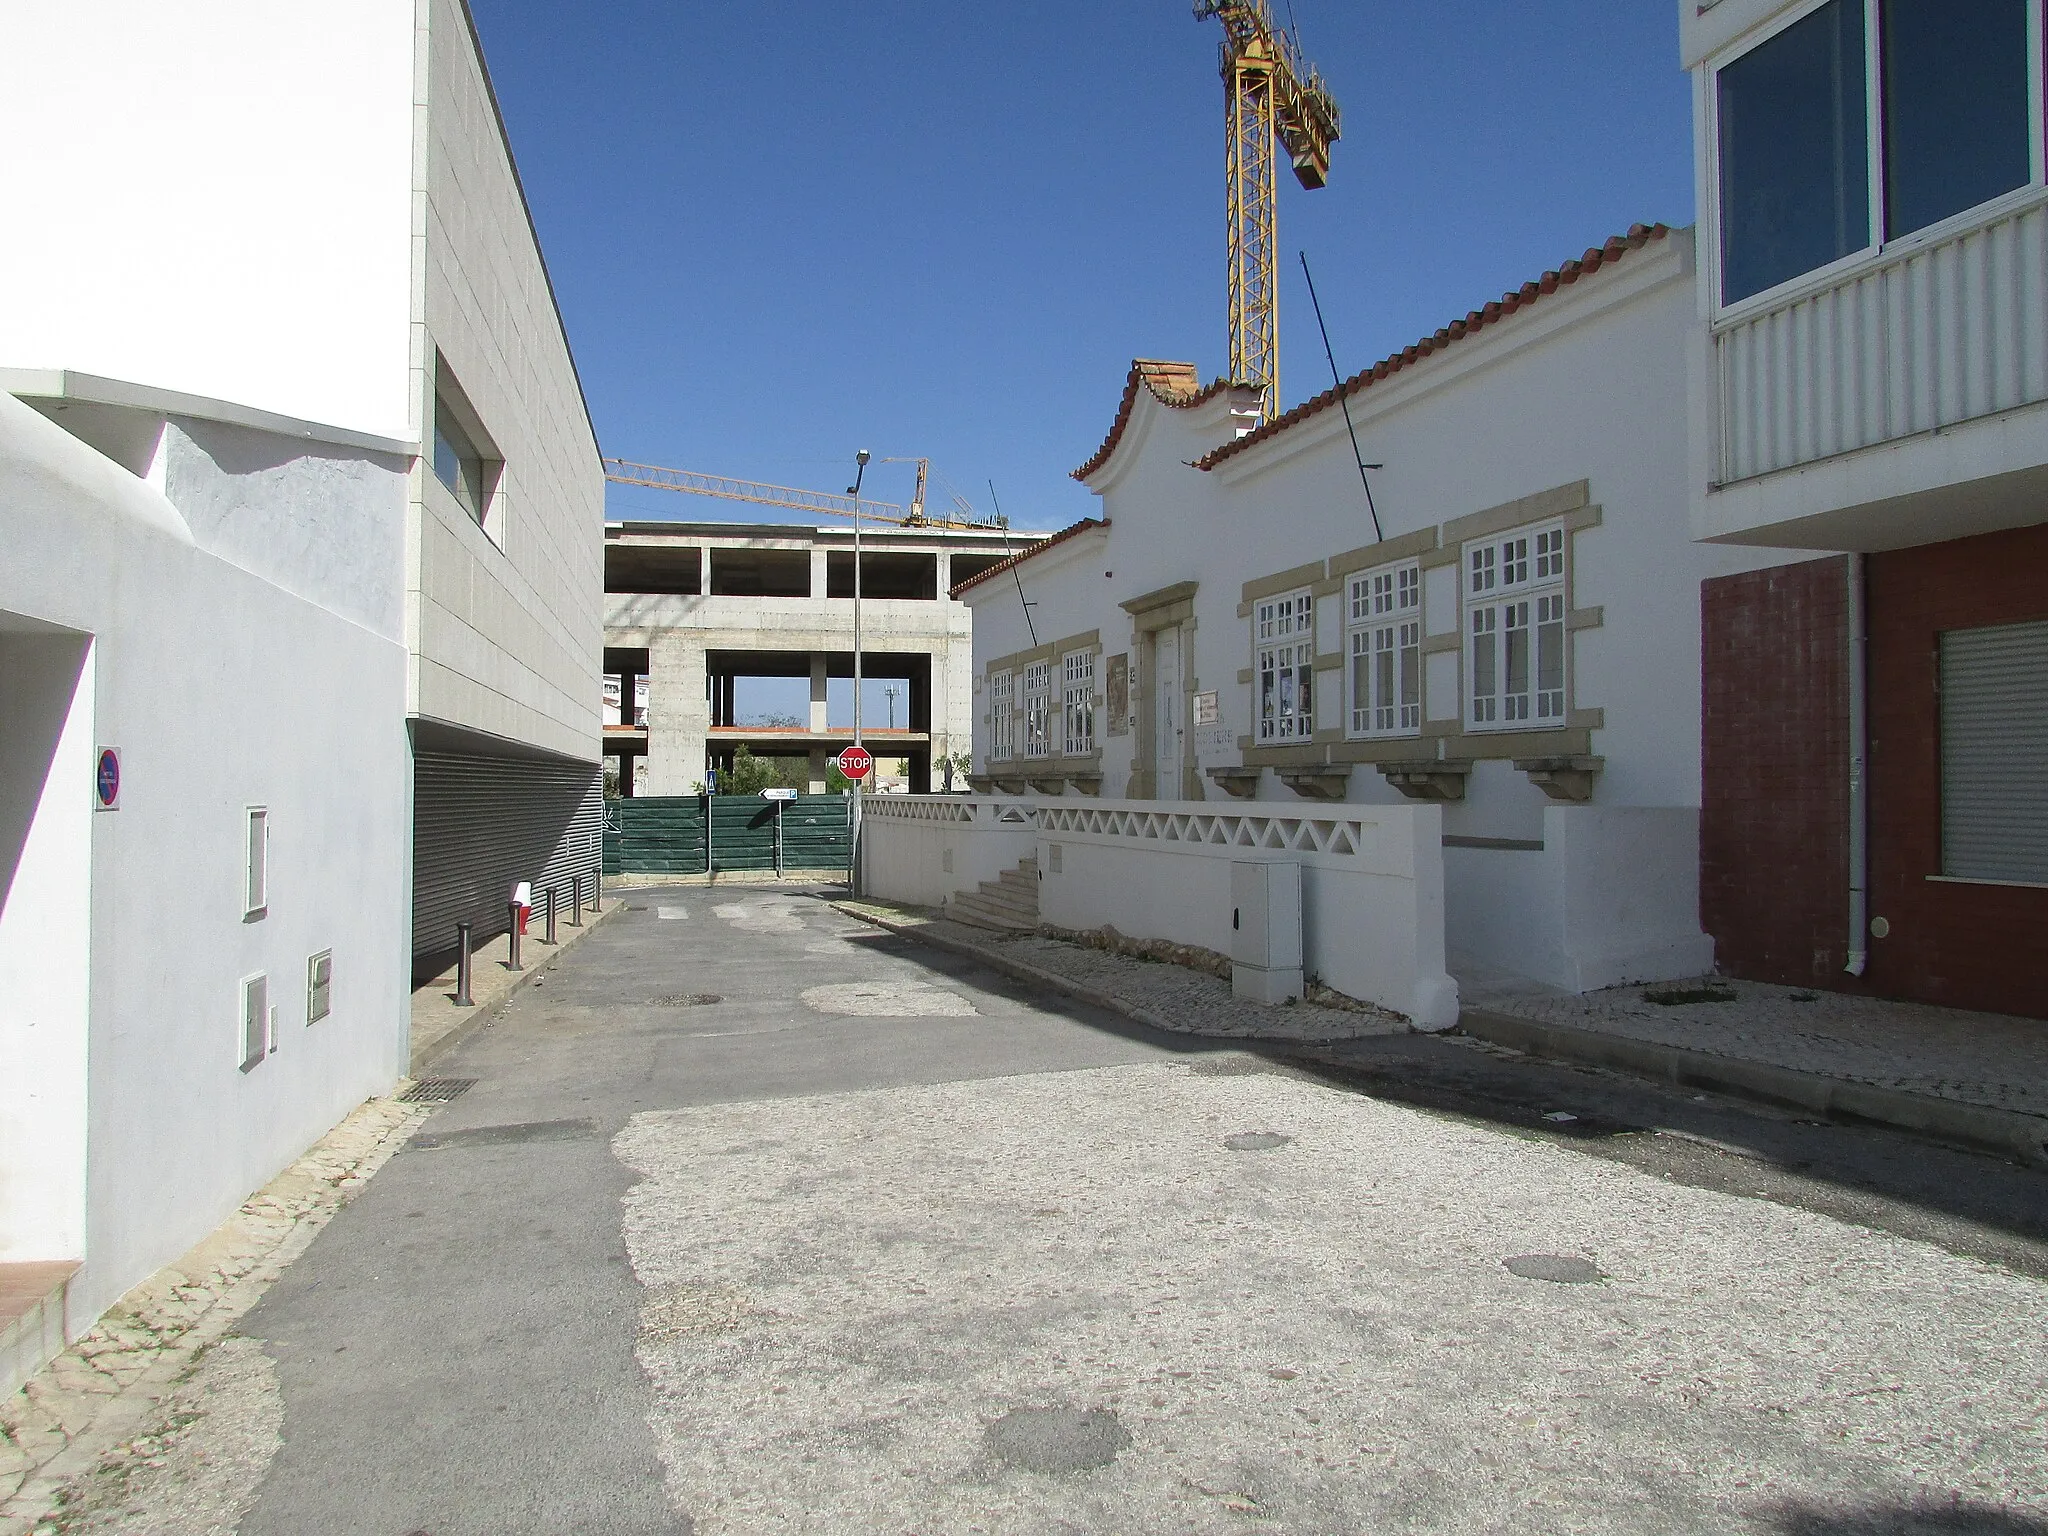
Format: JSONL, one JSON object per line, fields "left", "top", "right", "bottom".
{"left": 1456, "top": 1008, "right": 2048, "bottom": 1168}
{"left": 409, "top": 899, "right": 625, "bottom": 1076}
{"left": 829, "top": 902, "right": 1373, "bottom": 1047}
{"left": 0, "top": 1097, "right": 428, "bottom": 1535}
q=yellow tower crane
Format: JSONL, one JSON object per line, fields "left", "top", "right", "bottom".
{"left": 1194, "top": 0, "right": 1340, "bottom": 422}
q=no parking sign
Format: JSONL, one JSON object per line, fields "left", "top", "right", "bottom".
{"left": 95, "top": 747, "right": 121, "bottom": 811}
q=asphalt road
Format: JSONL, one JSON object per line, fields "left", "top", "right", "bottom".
{"left": 75, "top": 886, "right": 2048, "bottom": 1534}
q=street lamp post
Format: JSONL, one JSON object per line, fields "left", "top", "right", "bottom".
{"left": 848, "top": 449, "right": 870, "bottom": 890}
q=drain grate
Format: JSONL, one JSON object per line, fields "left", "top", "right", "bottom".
{"left": 400, "top": 1077, "right": 477, "bottom": 1103}
{"left": 650, "top": 993, "right": 723, "bottom": 1007}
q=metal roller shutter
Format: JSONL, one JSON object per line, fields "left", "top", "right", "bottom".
{"left": 412, "top": 750, "right": 603, "bottom": 975}
{"left": 1940, "top": 619, "right": 2048, "bottom": 884}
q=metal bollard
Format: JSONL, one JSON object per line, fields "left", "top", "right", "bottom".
{"left": 454, "top": 921, "right": 475, "bottom": 1007}
{"left": 594, "top": 862, "right": 603, "bottom": 910}
{"left": 506, "top": 901, "right": 524, "bottom": 972}
{"left": 570, "top": 872, "right": 583, "bottom": 926}
{"left": 544, "top": 885, "right": 558, "bottom": 945}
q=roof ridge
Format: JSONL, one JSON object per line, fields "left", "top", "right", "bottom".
{"left": 1194, "top": 223, "right": 1674, "bottom": 471}
{"left": 948, "top": 517, "right": 1110, "bottom": 597}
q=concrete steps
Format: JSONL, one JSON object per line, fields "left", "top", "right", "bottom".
{"left": 945, "top": 857, "right": 1039, "bottom": 933}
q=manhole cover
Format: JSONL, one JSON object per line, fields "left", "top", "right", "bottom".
{"left": 1643, "top": 982, "right": 1736, "bottom": 1006}
{"left": 650, "top": 994, "right": 723, "bottom": 1007}
{"left": 399, "top": 1077, "right": 477, "bottom": 1103}
{"left": 985, "top": 1407, "right": 1130, "bottom": 1474}
{"left": 1503, "top": 1254, "right": 1604, "bottom": 1284}
{"left": 1223, "top": 1131, "right": 1293, "bottom": 1152}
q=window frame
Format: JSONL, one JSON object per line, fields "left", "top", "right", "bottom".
{"left": 239, "top": 972, "right": 272, "bottom": 1073}
{"left": 307, "top": 950, "right": 333, "bottom": 1026}
{"left": 1462, "top": 524, "right": 1569, "bottom": 733}
{"left": 1707, "top": 0, "right": 2048, "bottom": 320}
{"left": 1021, "top": 660, "right": 1051, "bottom": 760}
{"left": 987, "top": 668, "right": 1015, "bottom": 762}
{"left": 245, "top": 806, "right": 269, "bottom": 918}
{"left": 1345, "top": 560, "right": 1422, "bottom": 740}
{"left": 1061, "top": 649, "right": 1097, "bottom": 757}
{"left": 1254, "top": 588, "right": 1316, "bottom": 745}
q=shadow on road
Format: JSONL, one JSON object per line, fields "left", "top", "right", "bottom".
{"left": 809, "top": 895, "right": 2048, "bottom": 1280}
{"left": 1766, "top": 1503, "right": 2048, "bottom": 1534}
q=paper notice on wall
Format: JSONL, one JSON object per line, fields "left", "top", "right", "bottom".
{"left": 1105, "top": 653, "right": 1129, "bottom": 736}
{"left": 1194, "top": 724, "right": 1235, "bottom": 765}
{"left": 1193, "top": 690, "right": 1220, "bottom": 725}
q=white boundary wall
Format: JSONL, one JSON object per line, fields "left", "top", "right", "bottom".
{"left": 1446, "top": 806, "right": 1715, "bottom": 993}
{"left": 862, "top": 796, "right": 1457, "bottom": 1028}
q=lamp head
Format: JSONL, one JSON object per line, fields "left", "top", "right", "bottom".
{"left": 856, "top": 448, "right": 871, "bottom": 467}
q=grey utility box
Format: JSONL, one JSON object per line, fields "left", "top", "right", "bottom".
{"left": 1230, "top": 860, "right": 1303, "bottom": 1005}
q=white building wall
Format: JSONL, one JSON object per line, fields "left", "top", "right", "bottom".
{"left": 0, "top": 3, "right": 417, "bottom": 441}
{"left": 0, "top": 396, "right": 411, "bottom": 1330}
{"left": 411, "top": 0, "right": 604, "bottom": 760}
{"left": 966, "top": 232, "right": 1812, "bottom": 990}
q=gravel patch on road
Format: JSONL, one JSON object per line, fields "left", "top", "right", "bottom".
{"left": 615, "top": 1062, "right": 2048, "bottom": 1534}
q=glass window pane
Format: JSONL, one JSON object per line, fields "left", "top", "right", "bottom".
{"left": 1883, "top": 0, "right": 2030, "bottom": 239}
{"left": 1718, "top": 0, "right": 1871, "bottom": 303}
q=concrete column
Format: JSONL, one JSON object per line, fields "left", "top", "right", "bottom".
{"left": 645, "top": 631, "right": 708, "bottom": 794}
{"left": 807, "top": 744, "right": 830, "bottom": 795}
{"left": 809, "top": 548, "right": 828, "bottom": 599}
{"left": 935, "top": 549, "right": 951, "bottom": 598}
{"left": 809, "top": 653, "right": 828, "bottom": 731}
{"left": 698, "top": 546, "right": 711, "bottom": 595}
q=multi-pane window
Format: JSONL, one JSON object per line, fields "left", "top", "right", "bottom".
{"left": 1716, "top": 0, "right": 2036, "bottom": 306}
{"left": 1022, "top": 661, "right": 1051, "bottom": 758}
{"left": 1061, "top": 650, "right": 1096, "bottom": 756}
{"left": 988, "top": 670, "right": 1015, "bottom": 760}
{"left": 1348, "top": 563, "right": 1420, "bottom": 736}
{"left": 1466, "top": 526, "right": 1567, "bottom": 729}
{"left": 1255, "top": 590, "right": 1315, "bottom": 743}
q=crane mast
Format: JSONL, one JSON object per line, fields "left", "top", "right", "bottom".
{"left": 1194, "top": 0, "right": 1340, "bottom": 422}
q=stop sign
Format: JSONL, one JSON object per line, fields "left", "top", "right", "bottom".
{"left": 835, "top": 745, "right": 874, "bottom": 780}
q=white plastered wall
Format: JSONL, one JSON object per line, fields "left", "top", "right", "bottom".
{"left": 0, "top": 395, "right": 411, "bottom": 1328}
{"left": 968, "top": 233, "right": 1816, "bottom": 990}
{"left": 409, "top": 0, "right": 603, "bottom": 762}
{"left": 0, "top": 3, "right": 417, "bottom": 441}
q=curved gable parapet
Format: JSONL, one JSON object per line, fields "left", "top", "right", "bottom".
{"left": 1071, "top": 359, "right": 1252, "bottom": 486}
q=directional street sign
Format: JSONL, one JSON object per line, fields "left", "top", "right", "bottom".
{"left": 835, "top": 746, "right": 873, "bottom": 780}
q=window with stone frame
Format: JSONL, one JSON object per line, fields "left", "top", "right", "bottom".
{"left": 1022, "top": 660, "right": 1051, "bottom": 758}
{"left": 1347, "top": 561, "right": 1421, "bottom": 737}
{"left": 1465, "top": 524, "right": 1567, "bottom": 729}
{"left": 1061, "top": 649, "right": 1096, "bottom": 756}
{"left": 988, "top": 669, "right": 1015, "bottom": 761}
{"left": 1255, "top": 589, "right": 1315, "bottom": 743}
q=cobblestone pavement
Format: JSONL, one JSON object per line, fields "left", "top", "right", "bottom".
{"left": 1460, "top": 969, "right": 2048, "bottom": 1119}
{"left": 835, "top": 900, "right": 1411, "bottom": 1045}
{"left": 0, "top": 1096, "right": 428, "bottom": 1536}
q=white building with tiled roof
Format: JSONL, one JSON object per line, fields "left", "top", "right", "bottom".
{"left": 955, "top": 225, "right": 1813, "bottom": 998}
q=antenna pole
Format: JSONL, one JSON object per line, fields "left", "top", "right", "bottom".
{"left": 987, "top": 481, "right": 1038, "bottom": 648}
{"left": 1299, "top": 251, "right": 1384, "bottom": 544}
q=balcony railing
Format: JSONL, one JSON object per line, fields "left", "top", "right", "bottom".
{"left": 1715, "top": 191, "right": 2048, "bottom": 485}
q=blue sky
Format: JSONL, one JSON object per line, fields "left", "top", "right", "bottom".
{"left": 472, "top": 1, "right": 1696, "bottom": 538}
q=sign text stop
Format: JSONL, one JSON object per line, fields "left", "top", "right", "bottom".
{"left": 835, "top": 745, "right": 873, "bottom": 780}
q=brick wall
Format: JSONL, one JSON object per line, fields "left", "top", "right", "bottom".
{"left": 1867, "top": 524, "right": 2048, "bottom": 1018}
{"left": 1700, "top": 556, "right": 1850, "bottom": 986}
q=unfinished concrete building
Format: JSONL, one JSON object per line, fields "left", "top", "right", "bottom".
{"left": 604, "top": 519, "right": 1042, "bottom": 795}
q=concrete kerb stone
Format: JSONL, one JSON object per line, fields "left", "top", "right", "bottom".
{"left": 1457, "top": 1007, "right": 2048, "bottom": 1168}
{"left": 0, "top": 1096, "right": 429, "bottom": 1535}
{"left": 408, "top": 898, "right": 626, "bottom": 1076}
